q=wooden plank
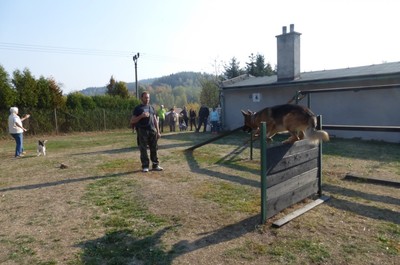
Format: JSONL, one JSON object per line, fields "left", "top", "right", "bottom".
{"left": 266, "top": 179, "right": 319, "bottom": 219}
{"left": 267, "top": 147, "right": 319, "bottom": 175}
{"left": 266, "top": 158, "right": 318, "bottom": 188}
{"left": 266, "top": 140, "right": 318, "bottom": 172}
{"left": 266, "top": 168, "right": 318, "bottom": 200}
{"left": 272, "top": 196, "right": 330, "bottom": 227}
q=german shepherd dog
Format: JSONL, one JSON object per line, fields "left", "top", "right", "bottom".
{"left": 241, "top": 104, "right": 329, "bottom": 144}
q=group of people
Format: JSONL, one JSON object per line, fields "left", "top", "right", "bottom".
{"left": 155, "top": 104, "right": 220, "bottom": 134}
{"left": 196, "top": 104, "right": 220, "bottom": 134}
{"left": 131, "top": 93, "right": 221, "bottom": 172}
{"left": 7, "top": 91, "right": 220, "bottom": 175}
{"left": 156, "top": 105, "right": 197, "bottom": 132}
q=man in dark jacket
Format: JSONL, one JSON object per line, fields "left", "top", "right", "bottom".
{"left": 131, "top": 92, "right": 163, "bottom": 172}
{"left": 196, "top": 104, "right": 209, "bottom": 132}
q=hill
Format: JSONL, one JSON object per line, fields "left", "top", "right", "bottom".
{"left": 80, "top": 72, "right": 211, "bottom": 96}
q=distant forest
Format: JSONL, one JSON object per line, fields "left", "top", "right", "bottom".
{"left": 80, "top": 71, "right": 210, "bottom": 96}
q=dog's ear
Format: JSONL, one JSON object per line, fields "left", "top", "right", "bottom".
{"left": 241, "top": 110, "right": 249, "bottom": 116}
{"left": 247, "top": 109, "right": 255, "bottom": 115}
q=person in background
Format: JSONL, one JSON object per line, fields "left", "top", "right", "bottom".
{"left": 210, "top": 107, "right": 220, "bottom": 134}
{"left": 181, "top": 106, "right": 188, "bottom": 130}
{"left": 168, "top": 107, "right": 178, "bottom": 132}
{"left": 196, "top": 104, "right": 209, "bottom": 132}
{"left": 131, "top": 92, "right": 163, "bottom": 172}
{"left": 8, "top": 107, "right": 30, "bottom": 158}
{"left": 189, "top": 108, "right": 196, "bottom": 131}
{"left": 157, "top": 104, "right": 166, "bottom": 133}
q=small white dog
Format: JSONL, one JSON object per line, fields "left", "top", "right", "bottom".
{"left": 37, "top": 140, "right": 47, "bottom": 156}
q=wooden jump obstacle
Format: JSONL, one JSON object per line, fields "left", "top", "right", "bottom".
{"left": 184, "top": 119, "right": 329, "bottom": 226}
{"left": 259, "top": 117, "right": 329, "bottom": 226}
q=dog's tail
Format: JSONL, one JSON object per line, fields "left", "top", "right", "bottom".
{"left": 305, "top": 116, "right": 329, "bottom": 142}
{"left": 305, "top": 128, "right": 330, "bottom": 142}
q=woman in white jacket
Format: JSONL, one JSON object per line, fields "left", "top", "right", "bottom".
{"left": 8, "top": 107, "right": 30, "bottom": 158}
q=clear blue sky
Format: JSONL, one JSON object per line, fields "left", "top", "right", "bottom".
{"left": 1, "top": 0, "right": 399, "bottom": 94}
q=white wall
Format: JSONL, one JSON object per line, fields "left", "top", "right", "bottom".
{"left": 222, "top": 87, "right": 400, "bottom": 143}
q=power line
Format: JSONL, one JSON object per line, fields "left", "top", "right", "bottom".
{"left": 0, "top": 42, "right": 133, "bottom": 57}
{"left": 0, "top": 42, "right": 211, "bottom": 65}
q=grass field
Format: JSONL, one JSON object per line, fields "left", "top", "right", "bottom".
{"left": 0, "top": 130, "right": 399, "bottom": 264}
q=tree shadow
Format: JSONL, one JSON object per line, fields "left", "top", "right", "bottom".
{"left": 322, "top": 138, "right": 400, "bottom": 162}
{"left": 76, "top": 215, "right": 260, "bottom": 264}
{"left": 0, "top": 171, "right": 135, "bottom": 193}
{"left": 324, "top": 183, "right": 400, "bottom": 224}
{"left": 71, "top": 147, "right": 135, "bottom": 156}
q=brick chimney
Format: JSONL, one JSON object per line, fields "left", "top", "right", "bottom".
{"left": 276, "top": 24, "right": 301, "bottom": 81}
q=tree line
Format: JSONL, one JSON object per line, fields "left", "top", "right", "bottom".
{"left": 0, "top": 52, "right": 275, "bottom": 135}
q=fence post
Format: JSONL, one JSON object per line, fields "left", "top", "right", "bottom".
{"left": 260, "top": 122, "right": 267, "bottom": 224}
{"left": 317, "top": 115, "right": 323, "bottom": 197}
{"left": 103, "top": 109, "right": 106, "bottom": 131}
{"left": 250, "top": 132, "right": 253, "bottom": 160}
{"left": 54, "top": 108, "right": 59, "bottom": 134}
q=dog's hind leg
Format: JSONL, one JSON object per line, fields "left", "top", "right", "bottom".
{"left": 282, "top": 131, "right": 300, "bottom": 144}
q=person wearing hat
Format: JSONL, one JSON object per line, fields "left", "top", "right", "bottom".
{"left": 157, "top": 104, "right": 166, "bottom": 133}
{"left": 8, "top": 107, "right": 30, "bottom": 158}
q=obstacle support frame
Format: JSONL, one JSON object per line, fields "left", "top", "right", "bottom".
{"left": 260, "top": 116, "right": 329, "bottom": 225}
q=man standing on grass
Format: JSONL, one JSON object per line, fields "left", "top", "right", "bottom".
{"left": 196, "top": 104, "right": 209, "bottom": 132}
{"left": 131, "top": 92, "right": 163, "bottom": 172}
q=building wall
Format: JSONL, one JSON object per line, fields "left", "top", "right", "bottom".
{"left": 222, "top": 86, "right": 297, "bottom": 130}
{"left": 307, "top": 87, "right": 400, "bottom": 142}
{"left": 222, "top": 85, "right": 400, "bottom": 143}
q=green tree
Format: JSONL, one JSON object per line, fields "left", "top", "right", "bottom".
{"left": 200, "top": 79, "right": 219, "bottom": 108}
{"left": 47, "top": 77, "right": 65, "bottom": 109}
{"left": 173, "top": 86, "right": 188, "bottom": 107}
{"left": 106, "top": 76, "right": 117, "bottom": 96}
{"left": 246, "top": 53, "right": 257, "bottom": 76}
{"left": 0, "top": 65, "right": 16, "bottom": 109}
{"left": 114, "top": 81, "right": 129, "bottom": 98}
{"left": 245, "top": 53, "right": 275, "bottom": 77}
{"left": 12, "top": 68, "right": 38, "bottom": 108}
{"left": 37, "top": 76, "right": 65, "bottom": 109}
{"left": 223, "top": 57, "right": 244, "bottom": 79}
{"left": 107, "top": 76, "right": 130, "bottom": 98}
{"left": 66, "top": 92, "right": 95, "bottom": 111}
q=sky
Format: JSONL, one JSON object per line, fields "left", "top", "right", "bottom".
{"left": 1, "top": 0, "right": 399, "bottom": 94}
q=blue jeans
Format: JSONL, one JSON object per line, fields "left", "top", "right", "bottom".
{"left": 11, "top": 133, "right": 24, "bottom": 157}
{"left": 211, "top": 121, "right": 219, "bottom": 133}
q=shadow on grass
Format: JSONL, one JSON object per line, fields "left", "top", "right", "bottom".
{"left": 70, "top": 147, "right": 135, "bottom": 156}
{"left": 322, "top": 138, "right": 400, "bottom": 162}
{"left": 0, "top": 171, "right": 135, "bottom": 193}
{"left": 324, "top": 183, "right": 400, "bottom": 224}
{"left": 76, "top": 215, "right": 260, "bottom": 264}
{"left": 184, "top": 149, "right": 259, "bottom": 188}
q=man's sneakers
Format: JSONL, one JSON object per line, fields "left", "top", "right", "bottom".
{"left": 152, "top": 165, "right": 163, "bottom": 171}
{"left": 142, "top": 165, "right": 163, "bottom": 172}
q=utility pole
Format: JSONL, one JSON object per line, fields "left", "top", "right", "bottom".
{"left": 133, "top": 52, "right": 140, "bottom": 99}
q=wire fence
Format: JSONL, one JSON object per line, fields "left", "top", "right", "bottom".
{"left": 0, "top": 108, "right": 132, "bottom": 137}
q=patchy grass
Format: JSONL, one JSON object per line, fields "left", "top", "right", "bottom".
{"left": 78, "top": 177, "right": 172, "bottom": 264}
{"left": 194, "top": 181, "right": 260, "bottom": 213}
{"left": 0, "top": 130, "right": 399, "bottom": 264}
